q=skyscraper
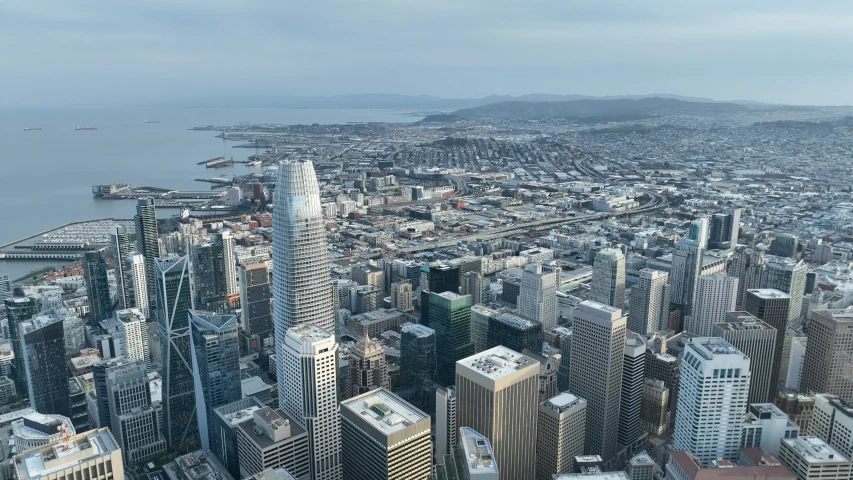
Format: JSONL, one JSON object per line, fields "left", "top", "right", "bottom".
{"left": 0, "top": 275, "right": 11, "bottom": 302}
{"left": 537, "top": 393, "right": 587, "bottom": 480}
{"left": 155, "top": 255, "right": 197, "bottom": 449}
{"left": 684, "top": 273, "right": 738, "bottom": 336}
{"left": 569, "top": 300, "right": 627, "bottom": 463}
{"left": 487, "top": 312, "right": 542, "bottom": 354}
{"left": 399, "top": 322, "right": 436, "bottom": 412}
{"left": 125, "top": 253, "right": 150, "bottom": 318}
{"left": 673, "top": 337, "right": 750, "bottom": 466}
{"left": 20, "top": 315, "right": 69, "bottom": 416}
{"left": 429, "top": 291, "right": 474, "bottom": 387}
{"left": 707, "top": 207, "right": 741, "bottom": 250}
{"left": 115, "top": 308, "right": 151, "bottom": 370}
{"left": 764, "top": 257, "right": 807, "bottom": 325}
{"left": 239, "top": 263, "right": 273, "bottom": 348}
{"left": 801, "top": 309, "right": 853, "bottom": 403}
{"left": 346, "top": 332, "right": 389, "bottom": 399}
{"left": 517, "top": 262, "right": 558, "bottom": 331}
{"left": 628, "top": 269, "right": 669, "bottom": 334}
{"left": 745, "top": 288, "right": 790, "bottom": 393}
{"left": 456, "top": 346, "right": 539, "bottom": 480}
{"left": 590, "top": 248, "right": 626, "bottom": 309}
{"left": 191, "top": 240, "right": 229, "bottom": 313}
{"left": 217, "top": 231, "right": 238, "bottom": 296}
{"left": 135, "top": 198, "right": 159, "bottom": 313}
{"left": 111, "top": 225, "right": 134, "bottom": 310}
{"left": 189, "top": 311, "right": 241, "bottom": 450}
{"left": 5, "top": 296, "right": 37, "bottom": 392}
{"left": 769, "top": 233, "right": 799, "bottom": 258}
{"left": 670, "top": 240, "right": 704, "bottom": 318}
{"left": 618, "top": 332, "right": 646, "bottom": 451}
{"left": 435, "top": 385, "right": 457, "bottom": 464}
{"left": 728, "top": 245, "right": 766, "bottom": 311}
{"left": 83, "top": 251, "right": 113, "bottom": 327}
{"left": 272, "top": 160, "right": 335, "bottom": 335}
{"left": 687, "top": 216, "right": 709, "bottom": 249}
{"left": 713, "top": 312, "right": 777, "bottom": 404}
{"left": 280, "top": 324, "right": 342, "bottom": 480}
{"left": 390, "top": 281, "right": 414, "bottom": 312}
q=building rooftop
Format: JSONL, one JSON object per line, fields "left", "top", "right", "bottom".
{"left": 458, "top": 427, "right": 498, "bottom": 474}
{"left": 164, "top": 449, "right": 234, "bottom": 480}
{"left": 688, "top": 337, "right": 745, "bottom": 361}
{"left": 287, "top": 323, "right": 333, "bottom": 342}
{"left": 220, "top": 405, "right": 262, "bottom": 427}
{"left": 629, "top": 451, "right": 655, "bottom": 467}
{"left": 13, "top": 413, "right": 75, "bottom": 441}
{"left": 435, "top": 291, "right": 466, "bottom": 300}
{"left": 15, "top": 428, "right": 120, "bottom": 480}
{"left": 746, "top": 289, "right": 791, "bottom": 300}
{"left": 235, "top": 408, "right": 305, "bottom": 450}
{"left": 542, "top": 392, "right": 586, "bottom": 413}
{"left": 340, "top": 388, "right": 429, "bottom": 436}
{"left": 813, "top": 309, "right": 853, "bottom": 321}
{"left": 716, "top": 313, "right": 774, "bottom": 331}
{"left": 782, "top": 437, "right": 849, "bottom": 464}
{"left": 493, "top": 313, "right": 538, "bottom": 329}
{"left": 241, "top": 376, "right": 272, "bottom": 397}
{"left": 400, "top": 322, "right": 435, "bottom": 338}
{"left": 457, "top": 346, "right": 538, "bottom": 381}
{"left": 251, "top": 468, "right": 297, "bottom": 480}
{"left": 553, "top": 472, "right": 630, "bottom": 480}
{"left": 668, "top": 450, "right": 795, "bottom": 480}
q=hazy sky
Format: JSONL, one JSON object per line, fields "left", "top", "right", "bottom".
{"left": 3, "top": 0, "right": 853, "bottom": 107}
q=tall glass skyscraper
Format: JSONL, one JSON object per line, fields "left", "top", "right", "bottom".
{"left": 155, "top": 255, "right": 198, "bottom": 449}
{"left": 272, "top": 160, "right": 335, "bottom": 335}
{"left": 20, "top": 315, "right": 69, "bottom": 416}
{"left": 135, "top": 198, "right": 159, "bottom": 313}
{"left": 83, "top": 251, "right": 113, "bottom": 328}
{"left": 111, "top": 225, "right": 134, "bottom": 310}
{"left": 191, "top": 241, "right": 229, "bottom": 313}
{"left": 4, "top": 297, "right": 37, "bottom": 392}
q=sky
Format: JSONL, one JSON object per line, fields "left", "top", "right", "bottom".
{"left": 3, "top": 0, "right": 853, "bottom": 107}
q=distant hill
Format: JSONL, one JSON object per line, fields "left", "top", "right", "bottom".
{"left": 452, "top": 97, "right": 749, "bottom": 119}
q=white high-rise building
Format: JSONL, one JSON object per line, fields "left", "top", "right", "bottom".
{"left": 126, "top": 253, "right": 150, "bottom": 318}
{"left": 219, "top": 231, "right": 238, "bottom": 296}
{"left": 685, "top": 273, "right": 738, "bottom": 336}
{"left": 280, "top": 324, "right": 342, "bottom": 480}
{"left": 628, "top": 269, "right": 670, "bottom": 334}
{"left": 272, "top": 160, "right": 335, "bottom": 335}
{"left": 0, "top": 275, "right": 11, "bottom": 302}
{"left": 591, "top": 248, "right": 626, "bottom": 309}
{"left": 115, "top": 308, "right": 151, "bottom": 371}
{"left": 673, "top": 337, "right": 751, "bottom": 466}
{"left": 111, "top": 225, "right": 134, "bottom": 310}
{"left": 517, "top": 262, "right": 558, "bottom": 331}
{"left": 688, "top": 216, "right": 709, "bottom": 250}
{"left": 435, "top": 386, "right": 457, "bottom": 464}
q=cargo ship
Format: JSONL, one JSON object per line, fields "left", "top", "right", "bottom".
{"left": 75, "top": 126, "right": 98, "bottom": 130}
{"left": 144, "top": 120, "right": 160, "bottom": 123}
{"left": 24, "top": 127, "right": 42, "bottom": 131}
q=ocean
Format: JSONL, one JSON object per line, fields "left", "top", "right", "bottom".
{"left": 0, "top": 107, "right": 412, "bottom": 281}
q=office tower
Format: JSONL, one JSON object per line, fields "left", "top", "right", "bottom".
{"left": 191, "top": 241, "right": 228, "bottom": 313}
{"left": 279, "top": 324, "right": 342, "bottom": 480}
{"left": 390, "top": 281, "right": 413, "bottom": 312}
{"left": 764, "top": 257, "right": 807, "bottom": 326}
{"left": 352, "top": 264, "right": 386, "bottom": 296}
{"left": 83, "top": 251, "right": 113, "bottom": 327}
{"left": 774, "top": 394, "right": 815, "bottom": 434}
{"left": 517, "top": 262, "right": 558, "bottom": 331}
{"left": 236, "top": 407, "right": 310, "bottom": 479}
{"left": 553, "top": 327, "right": 573, "bottom": 392}
{"left": 537, "top": 393, "right": 587, "bottom": 480}
{"left": 125, "top": 253, "right": 150, "bottom": 318}
{"left": 685, "top": 273, "right": 738, "bottom": 336}
{"left": 272, "top": 160, "right": 335, "bottom": 335}
{"left": 707, "top": 207, "right": 741, "bottom": 250}
{"left": 688, "top": 216, "right": 709, "bottom": 249}
{"left": 569, "top": 300, "right": 627, "bottom": 462}
{"left": 217, "top": 231, "right": 238, "bottom": 296}
{"left": 96, "top": 316, "right": 127, "bottom": 360}
{"left": 13, "top": 428, "right": 125, "bottom": 480}
{"left": 526, "top": 350, "right": 559, "bottom": 403}
{"left": 456, "top": 346, "right": 539, "bottom": 480}
{"left": 770, "top": 234, "right": 799, "bottom": 258}
{"left": 190, "top": 311, "right": 241, "bottom": 450}
{"left": 714, "top": 312, "right": 777, "bottom": 404}
{"left": 640, "top": 379, "right": 669, "bottom": 435}
{"left": 421, "top": 262, "right": 461, "bottom": 298}
{"left": 114, "top": 308, "right": 150, "bottom": 370}
{"left": 0, "top": 275, "right": 11, "bottom": 301}
{"left": 444, "top": 428, "right": 499, "bottom": 480}
{"left": 590, "top": 248, "right": 626, "bottom": 308}
{"left": 135, "top": 198, "right": 159, "bottom": 313}
{"left": 745, "top": 289, "right": 791, "bottom": 393}
{"left": 20, "top": 315, "right": 69, "bottom": 416}
{"left": 629, "top": 269, "right": 669, "bottom": 334}
{"left": 462, "top": 271, "right": 484, "bottom": 306}
{"left": 111, "top": 225, "right": 134, "bottom": 310}
{"left": 486, "top": 312, "right": 542, "bottom": 354}
{"left": 728, "top": 245, "right": 767, "bottom": 311}
{"left": 154, "top": 255, "right": 197, "bottom": 449}
{"left": 430, "top": 291, "right": 474, "bottom": 387}
{"left": 470, "top": 305, "right": 498, "bottom": 353}
{"left": 435, "top": 385, "right": 457, "bottom": 463}
{"left": 778, "top": 437, "right": 852, "bottom": 480}
{"left": 94, "top": 358, "right": 166, "bottom": 464}
{"left": 670, "top": 244, "right": 704, "bottom": 318}
{"left": 786, "top": 335, "right": 808, "bottom": 390}
{"left": 340, "top": 388, "right": 432, "bottom": 480}
{"left": 741, "top": 403, "right": 801, "bottom": 456}
{"left": 801, "top": 310, "right": 853, "bottom": 402}
{"left": 211, "top": 397, "right": 266, "bottom": 478}
{"left": 240, "top": 263, "right": 273, "bottom": 347}
{"left": 673, "top": 337, "right": 750, "bottom": 466}
{"left": 67, "top": 378, "right": 90, "bottom": 432}
{"left": 399, "top": 323, "right": 436, "bottom": 412}
{"left": 346, "top": 332, "right": 389, "bottom": 399}
{"left": 812, "top": 394, "right": 853, "bottom": 460}
{"left": 619, "top": 332, "right": 646, "bottom": 451}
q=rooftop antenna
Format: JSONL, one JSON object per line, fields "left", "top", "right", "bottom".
{"left": 58, "top": 423, "right": 71, "bottom": 451}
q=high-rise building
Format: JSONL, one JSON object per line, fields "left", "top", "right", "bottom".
{"left": 629, "top": 269, "right": 669, "bottom": 334}
{"left": 125, "top": 253, "right": 150, "bottom": 318}
{"left": 462, "top": 271, "right": 484, "bottom": 306}
{"left": 0, "top": 275, "right": 11, "bottom": 301}
{"left": 435, "top": 427, "right": 499, "bottom": 480}
{"left": 673, "top": 337, "right": 750, "bottom": 466}
{"left": 236, "top": 407, "right": 310, "bottom": 479}
{"left": 111, "top": 225, "right": 134, "bottom": 310}
{"left": 191, "top": 240, "right": 229, "bottom": 313}
{"left": 210, "top": 396, "right": 266, "bottom": 478}
{"left": 20, "top": 315, "right": 69, "bottom": 416}
{"left": 741, "top": 403, "right": 801, "bottom": 456}
{"left": 619, "top": 332, "right": 646, "bottom": 451}
{"left": 688, "top": 216, "right": 709, "bottom": 249}
{"left": 745, "top": 289, "right": 791, "bottom": 394}
{"left": 399, "top": 323, "right": 436, "bottom": 412}
{"left": 217, "top": 231, "right": 238, "bottom": 296}
{"left": 390, "top": 281, "right": 413, "bottom": 312}
{"left": 770, "top": 234, "right": 800, "bottom": 258}
{"left": 553, "top": 326, "right": 573, "bottom": 393}
{"left": 340, "top": 388, "right": 432, "bottom": 480}
{"left": 590, "top": 248, "right": 626, "bottom": 309}
{"left": 812, "top": 394, "right": 853, "bottom": 461}
{"left": 707, "top": 207, "right": 741, "bottom": 250}
{"left": 486, "top": 312, "right": 542, "bottom": 354}
{"left": 272, "top": 160, "right": 335, "bottom": 335}
{"left": 670, "top": 243, "right": 704, "bottom": 318}
{"left": 517, "top": 262, "right": 558, "bottom": 331}
{"left": 429, "top": 291, "right": 474, "bottom": 387}
{"left": 764, "top": 257, "right": 807, "bottom": 325}
{"left": 346, "top": 332, "right": 389, "bottom": 399}
{"left": 728, "top": 245, "right": 767, "bottom": 311}
{"left": 421, "top": 262, "right": 460, "bottom": 299}
{"left": 685, "top": 273, "right": 738, "bottom": 336}
{"left": 537, "top": 392, "right": 587, "bottom": 480}
{"left": 435, "top": 385, "right": 457, "bottom": 464}
{"left": 190, "top": 311, "right": 241, "bottom": 450}
{"left": 239, "top": 263, "right": 273, "bottom": 347}
{"left": 14, "top": 428, "right": 125, "bottom": 480}
{"left": 640, "top": 379, "right": 669, "bottom": 436}
{"left": 470, "top": 304, "right": 498, "bottom": 353}
{"left": 113, "top": 308, "right": 150, "bottom": 370}
{"left": 5, "top": 296, "right": 38, "bottom": 392}
{"left": 786, "top": 335, "right": 808, "bottom": 391}
{"left": 714, "top": 312, "right": 777, "bottom": 404}
{"left": 569, "top": 300, "right": 627, "bottom": 462}
{"left": 778, "top": 436, "right": 852, "bottom": 480}
{"left": 135, "top": 198, "right": 159, "bottom": 313}
{"left": 279, "top": 324, "right": 342, "bottom": 480}
{"left": 154, "top": 255, "right": 197, "bottom": 449}
{"left": 801, "top": 310, "right": 853, "bottom": 403}
{"left": 83, "top": 251, "right": 113, "bottom": 327}
{"left": 93, "top": 357, "right": 166, "bottom": 464}
{"left": 456, "top": 346, "right": 539, "bottom": 480}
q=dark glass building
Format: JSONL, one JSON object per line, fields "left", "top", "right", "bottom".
{"left": 191, "top": 241, "right": 229, "bottom": 313}
{"left": 20, "top": 316, "right": 69, "bottom": 416}
{"left": 83, "top": 251, "right": 113, "bottom": 328}
{"left": 4, "top": 296, "right": 37, "bottom": 392}
{"left": 487, "top": 312, "right": 542, "bottom": 354}
{"left": 398, "top": 322, "right": 437, "bottom": 413}
{"left": 134, "top": 198, "right": 159, "bottom": 312}
{"left": 239, "top": 263, "right": 273, "bottom": 349}
{"left": 429, "top": 291, "right": 474, "bottom": 387}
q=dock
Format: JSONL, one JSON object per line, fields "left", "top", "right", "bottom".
{"left": 198, "top": 156, "right": 235, "bottom": 168}
{"left": 195, "top": 177, "right": 233, "bottom": 185}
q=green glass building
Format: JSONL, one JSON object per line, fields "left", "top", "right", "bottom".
{"left": 429, "top": 291, "right": 474, "bottom": 387}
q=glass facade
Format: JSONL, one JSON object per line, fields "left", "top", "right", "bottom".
{"left": 21, "top": 317, "right": 69, "bottom": 416}
{"left": 83, "top": 251, "right": 113, "bottom": 327}
{"left": 429, "top": 291, "right": 474, "bottom": 387}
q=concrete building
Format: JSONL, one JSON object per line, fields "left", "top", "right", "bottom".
{"left": 812, "top": 394, "right": 853, "bottom": 461}
{"left": 210, "top": 397, "right": 266, "bottom": 479}
{"left": 640, "top": 379, "right": 669, "bottom": 436}
{"left": 235, "top": 407, "right": 310, "bottom": 479}
{"left": 714, "top": 312, "right": 778, "bottom": 404}
{"left": 434, "top": 427, "right": 499, "bottom": 480}
{"left": 801, "top": 310, "right": 853, "bottom": 403}
{"left": 628, "top": 269, "right": 669, "bottom": 335}
{"left": 163, "top": 449, "right": 233, "bottom": 480}
{"left": 435, "top": 386, "right": 457, "bottom": 464}
{"left": 111, "top": 225, "right": 134, "bottom": 311}
{"left": 124, "top": 254, "right": 150, "bottom": 318}
{"left": 619, "top": 332, "right": 647, "bottom": 452}
{"left": 456, "top": 346, "right": 539, "bottom": 480}
{"left": 627, "top": 451, "right": 656, "bottom": 480}
{"left": 14, "top": 428, "right": 124, "bottom": 480}
{"left": 729, "top": 246, "right": 767, "bottom": 311}
{"left": 741, "top": 404, "right": 801, "bottom": 456}
{"left": 569, "top": 301, "right": 628, "bottom": 463}
{"left": 537, "top": 392, "right": 587, "bottom": 480}
{"left": 11, "top": 413, "right": 75, "bottom": 454}
{"left": 346, "top": 333, "right": 389, "bottom": 399}
{"left": 517, "top": 262, "right": 558, "bottom": 331}
{"left": 340, "top": 388, "right": 431, "bottom": 480}
{"left": 685, "top": 273, "right": 738, "bottom": 336}
{"left": 666, "top": 449, "right": 796, "bottom": 480}
{"left": 745, "top": 289, "right": 791, "bottom": 395}
{"left": 590, "top": 248, "right": 626, "bottom": 309}
{"left": 114, "top": 309, "right": 150, "bottom": 371}
{"left": 778, "top": 436, "right": 852, "bottom": 480}
{"left": 390, "top": 281, "right": 413, "bottom": 312}
{"left": 673, "top": 337, "right": 751, "bottom": 466}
